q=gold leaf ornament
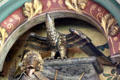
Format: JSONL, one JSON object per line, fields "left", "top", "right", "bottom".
{"left": 23, "top": 0, "right": 43, "bottom": 19}
{"left": 77, "top": 0, "right": 87, "bottom": 9}
{"left": 33, "top": 0, "right": 42, "bottom": 14}
{"left": 47, "top": 0, "right": 52, "bottom": 9}
{"left": 101, "top": 14, "right": 110, "bottom": 35}
{"left": 65, "top": 0, "right": 79, "bottom": 12}
{"left": 24, "top": 2, "right": 33, "bottom": 18}
{"left": 65, "top": 0, "right": 88, "bottom": 13}
{"left": 0, "top": 27, "right": 8, "bottom": 47}
{"left": 101, "top": 14, "right": 119, "bottom": 36}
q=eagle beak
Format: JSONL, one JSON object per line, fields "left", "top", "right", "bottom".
{"left": 46, "top": 13, "right": 55, "bottom": 29}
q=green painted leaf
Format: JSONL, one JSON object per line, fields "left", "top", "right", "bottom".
{"left": 111, "top": 69, "right": 116, "bottom": 74}
{"left": 107, "top": 77, "right": 112, "bottom": 80}
{"left": 103, "top": 73, "right": 111, "bottom": 77}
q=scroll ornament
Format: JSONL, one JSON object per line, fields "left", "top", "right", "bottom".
{"left": 23, "top": 0, "right": 43, "bottom": 19}
{"left": 65, "top": 0, "right": 88, "bottom": 14}
{"left": 0, "top": 27, "right": 8, "bottom": 48}
{"left": 101, "top": 14, "right": 120, "bottom": 36}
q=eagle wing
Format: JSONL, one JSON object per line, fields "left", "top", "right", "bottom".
{"left": 24, "top": 29, "right": 112, "bottom": 65}
{"left": 66, "top": 28, "right": 90, "bottom": 48}
{"left": 66, "top": 28, "right": 112, "bottom": 65}
{"left": 24, "top": 33, "right": 52, "bottom": 58}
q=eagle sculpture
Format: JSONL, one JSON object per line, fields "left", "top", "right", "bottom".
{"left": 8, "top": 14, "right": 113, "bottom": 80}
{"left": 24, "top": 14, "right": 112, "bottom": 65}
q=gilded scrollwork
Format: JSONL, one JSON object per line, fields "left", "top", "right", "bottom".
{"left": 58, "top": 0, "right": 64, "bottom": 8}
{"left": 0, "top": 27, "right": 8, "bottom": 48}
{"left": 47, "top": 0, "right": 52, "bottom": 9}
{"left": 101, "top": 14, "right": 119, "bottom": 36}
{"left": 65, "top": 0, "right": 88, "bottom": 13}
{"left": 23, "top": 0, "right": 43, "bottom": 19}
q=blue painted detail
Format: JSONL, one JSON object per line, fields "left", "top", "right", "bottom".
{"left": 97, "top": 43, "right": 109, "bottom": 51}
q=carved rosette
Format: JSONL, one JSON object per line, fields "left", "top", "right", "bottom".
{"left": 0, "top": 27, "right": 8, "bottom": 48}
{"left": 23, "top": 0, "right": 43, "bottom": 19}
{"left": 101, "top": 14, "right": 120, "bottom": 36}
{"left": 65, "top": 0, "right": 88, "bottom": 13}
